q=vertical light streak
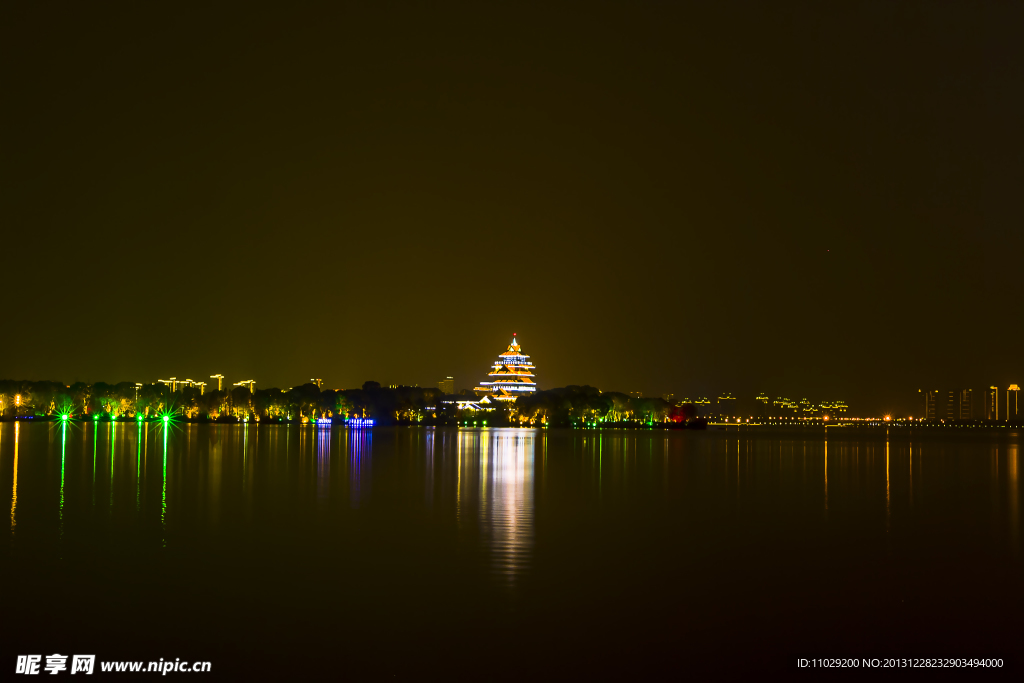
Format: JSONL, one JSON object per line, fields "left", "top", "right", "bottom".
{"left": 243, "top": 423, "right": 248, "bottom": 492}
{"left": 60, "top": 422, "right": 67, "bottom": 538}
{"left": 479, "top": 430, "right": 535, "bottom": 587}
{"left": 10, "top": 422, "right": 19, "bottom": 533}
{"left": 909, "top": 441, "right": 913, "bottom": 507}
{"left": 1009, "top": 444, "right": 1019, "bottom": 556}
{"left": 92, "top": 422, "right": 97, "bottom": 506}
{"left": 161, "top": 424, "right": 168, "bottom": 547}
{"left": 316, "top": 424, "right": 331, "bottom": 506}
{"left": 885, "top": 435, "right": 890, "bottom": 533}
{"left": 110, "top": 422, "right": 117, "bottom": 510}
{"left": 824, "top": 435, "right": 828, "bottom": 512}
{"left": 137, "top": 422, "right": 143, "bottom": 511}
{"left": 456, "top": 431, "right": 462, "bottom": 521}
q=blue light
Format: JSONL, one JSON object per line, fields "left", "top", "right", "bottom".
{"left": 346, "top": 418, "right": 374, "bottom": 428}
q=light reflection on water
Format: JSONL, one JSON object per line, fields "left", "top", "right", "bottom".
{"left": 2, "top": 423, "right": 1024, "bottom": 678}
{"left": 2, "top": 424, "right": 1022, "bottom": 578}
{"left": 457, "top": 429, "right": 536, "bottom": 585}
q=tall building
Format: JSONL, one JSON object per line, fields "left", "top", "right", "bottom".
{"left": 438, "top": 377, "right": 454, "bottom": 394}
{"left": 716, "top": 393, "right": 737, "bottom": 416}
{"left": 1009, "top": 384, "right": 1021, "bottom": 421}
{"left": 755, "top": 393, "right": 769, "bottom": 417}
{"left": 474, "top": 334, "right": 537, "bottom": 401}
{"left": 773, "top": 397, "right": 799, "bottom": 416}
{"left": 958, "top": 389, "right": 973, "bottom": 419}
{"left": 985, "top": 387, "right": 999, "bottom": 420}
{"left": 919, "top": 389, "right": 938, "bottom": 419}
{"left": 211, "top": 374, "right": 224, "bottom": 392}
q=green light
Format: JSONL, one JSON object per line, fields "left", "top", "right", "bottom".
{"left": 163, "top": 415, "right": 169, "bottom": 423}
{"left": 61, "top": 414, "right": 68, "bottom": 421}
{"left": 93, "top": 414, "right": 99, "bottom": 421}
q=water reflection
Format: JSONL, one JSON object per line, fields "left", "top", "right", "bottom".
{"left": 9, "top": 422, "right": 18, "bottom": 533}
{"left": 1010, "top": 443, "right": 1019, "bottom": 555}
{"left": 348, "top": 428, "right": 370, "bottom": 507}
{"left": 316, "top": 425, "right": 331, "bottom": 506}
{"left": 59, "top": 422, "right": 66, "bottom": 538}
{"left": 459, "top": 429, "right": 535, "bottom": 586}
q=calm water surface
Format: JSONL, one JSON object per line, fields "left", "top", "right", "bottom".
{"left": 1, "top": 423, "right": 1022, "bottom": 678}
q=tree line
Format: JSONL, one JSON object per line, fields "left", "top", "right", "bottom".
{"left": 0, "top": 379, "right": 701, "bottom": 427}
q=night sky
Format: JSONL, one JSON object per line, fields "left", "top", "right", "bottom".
{"left": 3, "top": 3, "right": 1021, "bottom": 415}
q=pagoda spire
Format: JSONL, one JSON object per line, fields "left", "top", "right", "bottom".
{"left": 475, "top": 334, "right": 537, "bottom": 401}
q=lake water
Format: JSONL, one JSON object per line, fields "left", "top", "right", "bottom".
{"left": 1, "top": 423, "right": 1021, "bottom": 678}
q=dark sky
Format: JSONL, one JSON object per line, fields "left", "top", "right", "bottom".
{"left": 3, "top": 2, "right": 1021, "bottom": 415}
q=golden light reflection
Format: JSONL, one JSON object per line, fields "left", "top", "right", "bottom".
{"left": 1009, "top": 443, "right": 1019, "bottom": 555}
{"left": 823, "top": 435, "right": 828, "bottom": 511}
{"left": 459, "top": 429, "right": 535, "bottom": 586}
{"left": 10, "top": 422, "right": 18, "bottom": 533}
{"left": 885, "top": 435, "right": 890, "bottom": 533}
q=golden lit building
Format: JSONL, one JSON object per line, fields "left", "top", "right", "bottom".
{"left": 474, "top": 334, "right": 537, "bottom": 402}
{"left": 438, "top": 376, "right": 454, "bottom": 394}
{"left": 985, "top": 386, "right": 999, "bottom": 420}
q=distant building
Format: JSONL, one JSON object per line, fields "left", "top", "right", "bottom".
{"left": 1009, "top": 385, "right": 1021, "bottom": 421}
{"left": 693, "top": 397, "right": 711, "bottom": 414}
{"left": 755, "top": 393, "right": 769, "bottom": 417}
{"left": 716, "top": 393, "right": 737, "bottom": 416}
{"left": 438, "top": 376, "right": 454, "bottom": 394}
{"left": 985, "top": 386, "right": 999, "bottom": 420}
{"left": 819, "top": 400, "right": 848, "bottom": 418}
{"left": 918, "top": 389, "right": 973, "bottom": 420}
{"left": 662, "top": 393, "right": 674, "bottom": 403}
{"left": 945, "top": 390, "right": 957, "bottom": 420}
{"left": 958, "top": 389, "right": 973, "bottom": 420}
{"left": 233, "top": 380, "right": 255, "bottom": 393}
{"left": 798, "top": 398, "right": 818, "bottom": 416}
{"left": 920, "top": 389, "right": 938, "bottom": 420}
{"left": 773, "top": 397, "right": 799, "bottom": 416}
{"left": 441, "top": 394, "right": 495, "bottom": 411}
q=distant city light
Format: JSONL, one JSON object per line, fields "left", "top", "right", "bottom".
{"left": 347, "top": 418, "right": 374, "bottom": 427}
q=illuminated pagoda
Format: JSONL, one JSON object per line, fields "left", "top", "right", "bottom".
{"left": 474, "top": 334, "right": 537, "bottom": 401}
